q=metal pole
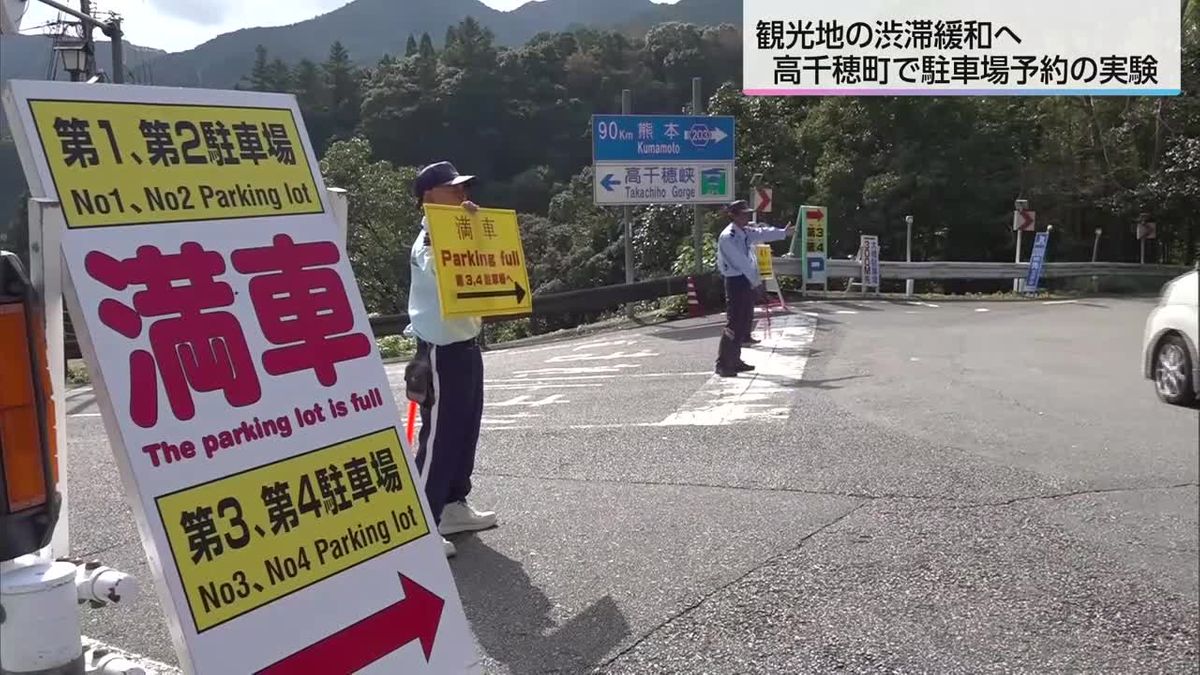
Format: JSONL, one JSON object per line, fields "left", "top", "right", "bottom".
{"left": 905, "top": 215, "right": 914, "bottom": 296}
{"left": 621, "top": 89, "right": 633, "bottom": 317}
{"left": 32, "top": 0, "right": 95, "bottom": 24}
{"left": 1091, "top": 228, "right": 1101, "bottom": 263}
{"left": 1140, "top": 237, "right": 1146, "bottom": 264}
{"left": 1013, "top": 229, "right": 1023, "bottom": 293}
{"left": 79, "top": 0, "right": 95, "bottom": 79}
{"left": 691, "top": 77, "right": 703, "bottom": 275}
{"left": 106, "top": 17, "right": 124, "bottom": 84}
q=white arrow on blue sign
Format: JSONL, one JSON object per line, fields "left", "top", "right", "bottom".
{"left": 592, "top": 114, "right": 737, "bottom": 206}
{"left": 592, "top": 114, "right": 736, "bottom": 162}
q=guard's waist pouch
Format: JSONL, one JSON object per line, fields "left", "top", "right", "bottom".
{"left": 404, "top": 343, "right": 435, "bottom": 407}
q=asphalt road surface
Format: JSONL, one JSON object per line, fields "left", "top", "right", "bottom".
{"left": 62, "top": 296, "right": 1199, "bottom": 673}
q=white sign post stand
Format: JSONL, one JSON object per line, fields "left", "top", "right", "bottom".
{"left": 27, "top": 197, "right": 71, "bottom": 558}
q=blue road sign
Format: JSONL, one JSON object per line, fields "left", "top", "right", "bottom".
{"left": 1025, "top": 231, "right": 1050, "bottom": 292}
{"left": 592, "top": 115, "right": 736, "bottom": 163}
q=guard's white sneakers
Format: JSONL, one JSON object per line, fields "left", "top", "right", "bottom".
{"left": 443, "top": 537, "right": 456, "bottom": 558}
{"left": 438, "top": 500, "right": 498, "bottom": 536}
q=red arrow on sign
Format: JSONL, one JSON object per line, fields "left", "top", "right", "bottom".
{"left": 256, "top": 574, "right": 444, "bottom": 675}
{"left": 1016, "top": 209, "right": 1035, "bottom": 231}
{"left": 806, "top": 209, "right": 825, "bottom": 221}
{"left": 754, "top": 187, "right": 772, "bottom": 212}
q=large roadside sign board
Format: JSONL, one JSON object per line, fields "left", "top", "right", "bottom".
{"left": 592, "top": 114, "right": 736, "bottom": 206}
{"left": 2, "top": 79, "right": 478, "bottom": 675}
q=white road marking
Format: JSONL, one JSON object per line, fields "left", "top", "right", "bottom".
{"left": 487, "top": 383, "right": 602, "bottom": 391}
{"left": 1042, "top": 300, "right": 1079, "bottom": 305}
{"left": 907, "top": 301, "right": 941, "bottom": 308}
{"left": 545, "top": 350, "right": 659, "bottom": 363}
{"left": 81, "top": 637, "right": 180, "bottom": 675}
{"left": 975, "top": 308, "right": 990, "bottom": 313}
{"left": 512, "top": 365, "right": 640, "bottom": 376}
{"left": 657, "top": 314, "right": 816, "bottom": 426}
{"left": 481, "top": 422, "right": 663, "bottom": 431}
{"left": 571, "top": 338, "right": 639, "bottom": 351}
{"left": 489, "top": 394, "right": 568, "bottom": 408}
{"left": 835, "top": 310, "right": 858, "bottom": 315}
{"left": 492, "top": 371, "right": 712, "bottom": 384}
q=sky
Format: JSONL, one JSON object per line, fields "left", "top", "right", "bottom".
{"left": 18, "top": 0, "right": 678, "bottom": 52}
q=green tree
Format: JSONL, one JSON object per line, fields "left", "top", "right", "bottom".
{"left": 419, "top": 32, "right": 435, "bottom": 58}
{"left": 405, "top": 35, "right": 419, "bottom": 57}
{"left": 323, "top": 42, "right": 364, "bottom": 145}
{"left": 319, "top": 137, "right": 419, "bottom": 314}
{"left": 244, "top": 45, "right": 270, "bottom": 90}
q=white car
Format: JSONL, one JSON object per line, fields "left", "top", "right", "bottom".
{"left": 1143, "top": 269, "right": 1199, "bottom": 405}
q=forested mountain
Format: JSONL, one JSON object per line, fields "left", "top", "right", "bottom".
{"left": 224, "top": 13, "right": 1198, "bottom": 317}
{"left": 2, "top": 5, "right": 1197, "bottom": 327}
{"left": 14, "top": 0, "right": 737, "bottom": 89}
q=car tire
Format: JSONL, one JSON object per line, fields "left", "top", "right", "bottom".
{"left": 1153, "top": 334, "right": 1196, "bottom": 405}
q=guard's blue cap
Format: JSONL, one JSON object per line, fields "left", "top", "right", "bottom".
{"left": 414, "top": 161, "right": 475, "bottom": 200}
{"left": 725, "top": 199, "right": 753, "bottom": 214}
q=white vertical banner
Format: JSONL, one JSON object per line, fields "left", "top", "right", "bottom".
{"left": 860, "top": 235, "right": 881, "bottom": 290}
{"left": 743, "top": 0, "right": 1182, "bottom": 96}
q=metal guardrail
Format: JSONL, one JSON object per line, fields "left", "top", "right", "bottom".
{"left": 774, "top": 258, "right": 1192, "bottom": 280}
{"left": 372, "top": 274, "right": 706, "bottom": 337}
{"left": 64, "top": 274, "right": 715, "bottom": 357}
{"left": 61, "top": 261, "right": 1191, "bottom": 358}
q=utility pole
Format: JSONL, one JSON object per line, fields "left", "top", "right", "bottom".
{"left": 621, "top": 89, "right": 634, "bottom": 318}
{"left": 33, "top": 0, "right": 124, "bottom": 83}
{"left": 79, "top": 0, "right": 96, "bottom": 80}
{"left": 691, "top": 77, "right": 704, "bottom": 274}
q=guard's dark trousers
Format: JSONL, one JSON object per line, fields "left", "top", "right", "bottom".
{"left": 716, "top": 274, "right": 754, "bottom": 370}
{"left": 414, "top": 338, "right": 484, "bottom": 524}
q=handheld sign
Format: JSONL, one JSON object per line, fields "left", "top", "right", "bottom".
{"left": 2, "top": 79, "right": 479, "bottom": 675}
{"left": 756, "top": 244, "right": 774, "bottom": 280}
{"left": 424, "top": 203, "right": 532, "bottom": 319}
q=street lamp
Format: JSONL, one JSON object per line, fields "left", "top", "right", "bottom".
{"left": 53, "top": 35, "right": 88, "bottom": 81}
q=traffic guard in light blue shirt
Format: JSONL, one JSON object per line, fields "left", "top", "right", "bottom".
{"left": 406, "top": 161, "right": 499, "bottom": 558}
{"left": 714, "top": 200, "right": 794, "bottom": 377}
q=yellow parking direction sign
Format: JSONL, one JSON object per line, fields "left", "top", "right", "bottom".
{"left": 156, "top": 427, "right": 428, "bottom": 633}
{"left": 25, "top": 99, "right": 324, "bottom": 228}
{"left": 424, "top": 204, "right": 532, "bottom": 319}
{"left": 756, "top": 244, "right": 774, "bottom": 279}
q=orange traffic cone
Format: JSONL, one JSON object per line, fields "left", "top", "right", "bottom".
{"left": 406, "top": 400, "right": 418, "bottom": 450}
{"left": 687, "top": 276, "right": 703, "bottom": 317}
